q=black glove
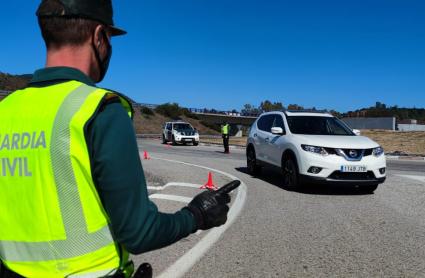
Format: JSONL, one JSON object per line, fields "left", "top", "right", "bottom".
{"left": 187, "top": 180, "right": 240, "bottom": 231}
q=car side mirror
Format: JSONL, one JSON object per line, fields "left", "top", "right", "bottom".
{"left": 271, "top": 127, "right": 284, "bottom": 135}
{"left": 353, "top": 129, "right": 361, "bottom": 136}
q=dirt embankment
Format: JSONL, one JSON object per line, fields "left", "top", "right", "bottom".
{"left": 361, "top": 130, "right": 425, "bottom": 156}
{"left": 133, "top": 109, "right": 219, "bottom": 135}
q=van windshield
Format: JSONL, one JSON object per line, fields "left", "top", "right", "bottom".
{"left": 286, "top": 116, "right": 355, "bottom": 136}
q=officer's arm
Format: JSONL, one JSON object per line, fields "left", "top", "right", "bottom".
{"left": 86, "top": 100, "right": 196, "bottom": 254}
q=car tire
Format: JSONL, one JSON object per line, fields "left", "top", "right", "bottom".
{"left": 162, "top": 134, "right": 167, "bottom": 144}
{"left": 360, "top": 184, "right": 378, "bottom": 194}
{"left": 282, "top": 156, "right": 300, "bottom": 189}
{"left": 172, "top": 135, "right": 177, "bottom": 146}
{"left": 193, "top": 142, "right": 199, "bottom": 146}
{"left": 247, "top": 147, "right": 261, "bottom": 176}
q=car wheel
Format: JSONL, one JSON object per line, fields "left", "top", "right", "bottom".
{"left": 162, "top": 134, "right": 167, "bottom": 144}
{"left": 247, "top": 148, "right": 261, "bottom": 176}
{"left": 282, "top": 157, "right": 300, "bottom": 189}
{"left": 360, "top": 184, "right": 378, "bottom": 194}
{"left": 193, "top": 142, "right": 199, "bottom": 146}
{"left": 172, "top": 135, "right": 177, "bottom": 146}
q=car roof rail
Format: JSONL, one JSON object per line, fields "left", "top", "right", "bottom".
{"left": 283, "top": 109, "right": 329, "bottom": 115}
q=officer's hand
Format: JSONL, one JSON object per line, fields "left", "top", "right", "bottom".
{"left": 187, "top": 180, "right": 240, "bottom": 230}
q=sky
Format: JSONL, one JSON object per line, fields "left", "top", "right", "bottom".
{"left": 0, "top": 0, "right": 424, "bottom": 112}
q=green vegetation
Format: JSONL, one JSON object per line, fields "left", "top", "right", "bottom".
{"left": 200, "top": 121, "right": 221, "bottom": 132}
{"left": 182, "top": 108, "right": 199, "bottom": 120}
{"left": 343, "top": 102, "right": 425, "bottom": 123}
{"left": 140, "top": 106, "right": 154, "bottom": 117}
{"left": 154, "top": 102, "right": 200, "bottom": 120}
{"left": 154, "top": 103, "right": 183, "bottom": 119}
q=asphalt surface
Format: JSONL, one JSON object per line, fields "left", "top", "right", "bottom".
{"left": 136, "top": 139, "right": 425, "bottom": 277}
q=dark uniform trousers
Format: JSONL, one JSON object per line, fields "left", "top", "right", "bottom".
{"left": 222, "top": 134, "right": 229, "bottom": 153}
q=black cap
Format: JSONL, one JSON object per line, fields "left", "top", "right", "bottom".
{"left": 36, "top": 0, "right": 127, "bottom": 36}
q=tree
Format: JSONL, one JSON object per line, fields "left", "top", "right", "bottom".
{"left": 155, "top": 103, "right": 182, "bottom": 119}
{"left": 241, "top": 104, "right": 261, "bottom": 116}
{"left": 259, "top": 100, "right": 284, "bottom": 112}
{"left": 287, "top": 104, "right": 304, "bottom": 110}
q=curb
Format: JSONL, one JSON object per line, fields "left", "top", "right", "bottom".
{"left": 386, "top": 155, "right": 425, "bottom": 161}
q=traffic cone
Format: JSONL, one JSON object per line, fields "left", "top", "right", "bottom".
{"left": 200, "top": 172, "right": 218, "bottom": 190}
{"left": 143, "top": 150, "right": 151, "bottom": 160}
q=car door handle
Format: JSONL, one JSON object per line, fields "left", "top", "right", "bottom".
{"left": 253, "top": 133, "right": 257, "bottom": 137}
{"left": 265, "top": 138, "right": 269, "bottom": 142}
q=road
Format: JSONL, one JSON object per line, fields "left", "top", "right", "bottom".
{"left": 135, "top": 139, "right": 425, "bottom": 277}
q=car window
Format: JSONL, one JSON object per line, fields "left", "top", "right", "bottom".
{"left": 286, "top": 116, "right": 354, "bottom": 135}
{"left": 272, "top": 115, "right": 286, "bottom": 134}
{"left": 166, "top": 123, "right": 171, "bottom": 130}
{"left": 257, "top": 115, "right": 274, "bottom": 132}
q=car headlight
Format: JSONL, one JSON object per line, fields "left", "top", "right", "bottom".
{"left": 301, "top": 144, "right": 329, "bottom": 156}
{"left": 373, "top": 146, "right": 384, "bottom": 157}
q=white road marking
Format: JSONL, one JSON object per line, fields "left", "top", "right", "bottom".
{"left": 396, "top": 174, "right": 425, "bottom": 184}
{"left": 147, "top": 182, "right": 201, "bottom": 191}
{"left": 154, "top": 157, "right": 247, "bottom": 278}
{"left": 149, "top": 194, "right": 192, "bottom": 204}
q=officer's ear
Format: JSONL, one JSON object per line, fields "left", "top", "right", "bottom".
{"left": 93, "top": 25, "right": 109, "bottom": 50}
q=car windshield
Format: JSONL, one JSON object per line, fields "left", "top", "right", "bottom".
{"left": 286, "top": 116, "right": 355, "bottom": 136}
{"left": 173, "top": 123, "right": 193, "bottom": 131}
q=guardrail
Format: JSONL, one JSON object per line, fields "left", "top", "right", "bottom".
{"left": 136, "top": 134, "right": 222, "bottom": 139}
{"left": 136, "top": 134, "right": 247, "bottom": 147}
{"left": 136, "top": 103, "right": 260, "bottom": 117}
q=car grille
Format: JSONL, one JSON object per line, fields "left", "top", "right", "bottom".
{"left": 181, "top": 131, "right": 195, "bottom": 136}
{"left": 363, "top": 149, "right": 373, "bottom": 156}
{"left": 325, "top": 148, "right": 374, "bottom": 158}
{"left": 328, "top": 171, "right": 376, "bottom": 180}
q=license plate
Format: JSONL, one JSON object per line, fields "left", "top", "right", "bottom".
{"left": 184, "top": 139, "right": 192, "bottom": 141}
{"left": 340, "top": 165, "right": 367, "bottom": 172}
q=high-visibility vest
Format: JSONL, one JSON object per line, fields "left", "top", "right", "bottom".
{"left": 221, "top": 124, "right": 229, "bottom": 135}
{"left": 0, "top": 80, "right": 133, "bottom": 278}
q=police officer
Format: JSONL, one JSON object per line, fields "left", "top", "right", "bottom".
{"left": 0, "top": 1, "right": 232, "bottom": 277}
{"left": 221, "top": 122, "right": 230, "bottom": 153}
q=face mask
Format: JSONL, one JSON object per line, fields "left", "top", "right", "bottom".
{"left": 92, "top": 30, "right": 112, "bottom": 83}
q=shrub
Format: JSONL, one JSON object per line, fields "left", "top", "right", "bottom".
{"left": 200, "top": 121, "right": 221, "bottom": 133}
{"left": 155, "top": 103, "right": 183, "bottom": 119}
{"left": 140, "top": 106, "right": 154, "bottom": 116}
{"left": 182, "top": 108, "right": 199, "bottom": 120}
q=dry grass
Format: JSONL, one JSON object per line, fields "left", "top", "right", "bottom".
{"left": 361, "top": 130, "right": 425, "bottom": 155}
{"left": 201, "top": 130, "right": 425, "bottom": 156}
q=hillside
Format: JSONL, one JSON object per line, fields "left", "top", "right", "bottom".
{"left": 134, "top": 108, "right": 219, "bottom": 135}
{"left": 342, "top": 102, "right": 425, "bottom": 124}
{"left": 0, "top": 72, "right": 32, "bottom": 91}
{"left": 0, "top": 72, "right": 218, "bottom": 134}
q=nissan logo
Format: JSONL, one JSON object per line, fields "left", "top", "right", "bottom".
{"left": 349, "top": 150, "right": 358, "bottom": 158}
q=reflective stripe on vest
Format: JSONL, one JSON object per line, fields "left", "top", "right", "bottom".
{"left": 0, "top": 82, "right": 132, "bottom": 277}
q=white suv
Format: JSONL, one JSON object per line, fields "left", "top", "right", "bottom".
{"left": 246, "top": 111, "right": 386, "bottom": 193}
{"left": 162, "top": 121, "right": 200, "bottom": 146}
